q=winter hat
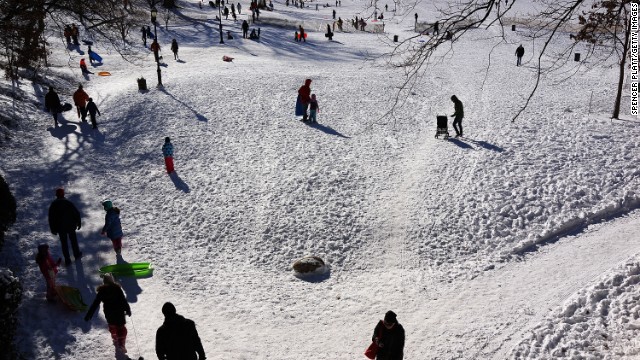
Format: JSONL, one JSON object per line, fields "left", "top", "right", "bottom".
{"left": 384, "top": 310, "right": 397, "bottom": 324}
{"left": 102, "top": 273, "right": 115, "bottom": 284}
{"left": 88, "top": 97, "right": 93, "bottom": 102}
{"left": 165, "top": 137, "right": 171, "bottom": 143}
{"left": 55, "top": 187, "right": 65, "bottom": 198}
{"left": 102, "top": 200, "right": 113, "bottom": 210}
{"left": 162, "top": 302, "right": 177, "bottom": 316}
{"left": 304, "top": 79, "right": 312, "bottom": 86}
{"left": 37, "top": 243, "right": 49, "bottom": 253}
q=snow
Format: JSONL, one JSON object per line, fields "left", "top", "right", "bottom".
{"left": 0, "top": 0, "right": 639, "bottom": 358}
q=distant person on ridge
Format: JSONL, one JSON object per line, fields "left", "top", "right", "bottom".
{"left": 171, "top": 39, "right": 179, "bottom": 60}
{"left": 515, "top": 44, "right": 524, "bottom": 66}
{"left": 242, "top": 20, "right": 249, "bottom": 38}
{"left": 450, "top": 95, "right": 464, "bottom": 138}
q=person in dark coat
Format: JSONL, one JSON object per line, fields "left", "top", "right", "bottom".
{"left": 48, "top": 187, "right": 82, "bottom": 266}
{"left": 298, "top": 25, "right": 306, "bottom": 42}
{"left": 371, "top": 311, "right": 405, "bottom": 360}
{"left": 86, "top": 98, "right": 101, "bottom": 129}
{"left": 44, "top": 87, "right": 62, "bottom": 127}
{"left": 156, "top": 302, "right": 206, "bottom": 360}
{"left": 171, "top": 39, "right": 179, "bottom": 60}
{"left": 71, "top": 24, "right": 80, "bottom": 45}
{"left": 85, "top": 273, "right": 131, "bottom": 354}
{"left": 141, "top": 26, "right": 147, "bottom": 46}
{"left": 242, "top": 20, "right": 249, "bottom": 38}
{"left": 450, "top": 95, "right": 464, "bottom": 137}
{"left": 515, "top": 44, "right": 524, "bottom": 66}
{"left": 151, "top": 39, "right": 161, "bottom": 63}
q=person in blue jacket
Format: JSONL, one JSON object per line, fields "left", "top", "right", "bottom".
{"left": 101, "top": 200, "right": 123, "bottom": 255}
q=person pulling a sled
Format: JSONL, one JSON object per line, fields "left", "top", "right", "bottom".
{"left": 35, "top": 243, "right": 62, "bottom": 302}
{"left": 85, "top": 273, "right": 132, "bottom": 355}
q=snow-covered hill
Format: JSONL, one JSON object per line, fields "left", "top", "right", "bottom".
{"left": 1, "top": 0, "right": 639, "bottom": 358}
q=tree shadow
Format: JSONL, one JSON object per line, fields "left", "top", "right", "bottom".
{"left": 160, "top": 88, "right": 209, "bottom": 122}
{"left": 307, "top": 122, "right": 350, "bottom": 138}
{"left": 47, "top": 123, "right": 78, "bottom": 139}
{"left": 169, "top": 171, "right": 190, "bottom": 193}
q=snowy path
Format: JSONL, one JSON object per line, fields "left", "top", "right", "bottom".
{"left": 406, "top": 212, "right": 640, "bottom": 358}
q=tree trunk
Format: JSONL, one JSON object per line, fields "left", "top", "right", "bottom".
{"left": 612, "top": 9, "right": 632, "bottom": 119}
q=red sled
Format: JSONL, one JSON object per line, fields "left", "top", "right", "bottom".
{"left": 222, "top": 55, "right": 234, "bottom": 62}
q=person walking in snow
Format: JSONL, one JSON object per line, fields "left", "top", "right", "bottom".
{"left": 141, "top": 26, "right": 148, "bottom": 47}
{"left": 71, "top": 24, "right": 80, "bottom": 45}
{"left": 35, "top": 243, "right": 62, "bottom": 302}
{"left": 86, "top": 98, "right": 101, "bottom": 129}
{"left": 73, "top": 84, "right": 90, "bottom": 121}
{"left": 296, "top": 78, "right": 312, "bottom": 121}
{"left": 162, "top": 137, "right": 175, "bottom": 174}
{"left": 48, "top": 187, "right": 82, "bottom": 266}
{"left": 298, "top": 25, "right": 306, "bottom": 42}
{"left": 156, "top": 302, "right": 206, "bottom": 360}
{"left": 85, "top": 273, "right": 132, "bottom": 355}
{"left": 308, "top": 94, "right": 319, "bottom": 123}
{"left": 151, "top": 39, "right": 161, "bottom": 63}
{"left": 450, "top": 95, "right": 464, "bottom": 138}
{"left": 101, "top": 200, "right": 123, "bottom": 255}
{"left": 64, "top": 25, "right": 72, "bottom": 45}
{"left": 80, "top": 58, "right": 90, "bottom": 74}
{"left": 515, "top": 44, "right": 524, "bottom": 66}
{"left": 171, "top": 39, "right": 179, "bottom": 60}
{"left": 242, "top": 20, "right": 249, "bottom": 38}
{"left": 237, "top": 2, "right": 242, "bottom": 13}
{"left": 44, "top": 86, "right": 62, "bottom": 127}
{"left": 370, "top": 311, "right": 405, "bottom": 360}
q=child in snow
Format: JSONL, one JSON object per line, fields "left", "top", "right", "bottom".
{"left": 101, "top": 200, "right": 123, "bottom": 255}
{"left": 86, "top": 98, "right": 101, "bottom": 129}
{"left": 35, "top": 243, "right": 62, "bottom": 302}
{"left": 84, "top": 273, "right": 131, "bottom": 354}
{"left": 308, "top": 94, "right": 319, "bottom": 123}
{"left": 162, "top": 137, "right": 175, "bottom": 174}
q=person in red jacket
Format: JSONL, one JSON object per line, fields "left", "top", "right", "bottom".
{"left": 80, "top": 58, "right": 89, "bottom": 74}
{"left": 73, "top": 84, "right": 90, "bottom": 121}
{"left": 35, "top": 244, "right": 62, "bottom": 302}
{"left": 297, "top": 78, "right": 312, "bottom": 121}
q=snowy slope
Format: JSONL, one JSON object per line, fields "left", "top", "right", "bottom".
{"left": 0, "top": 0, "right": 639, "bottom": 359}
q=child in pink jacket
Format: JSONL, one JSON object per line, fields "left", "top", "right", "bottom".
{"left": 35, "top": 244, "right": 62, "bottom": 301}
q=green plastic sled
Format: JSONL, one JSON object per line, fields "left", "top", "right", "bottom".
{"left": 55, "top": 285, "right": 88, "bottom": 311}
{"left": 99, "top": 262, "right": 153, "bottom": 277}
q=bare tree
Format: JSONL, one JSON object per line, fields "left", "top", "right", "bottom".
{"left": 0, "top": 0, "right": 153, "bottom": 79}
{"left": 387, "top": 0, "right": 633, "bottom": 121}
